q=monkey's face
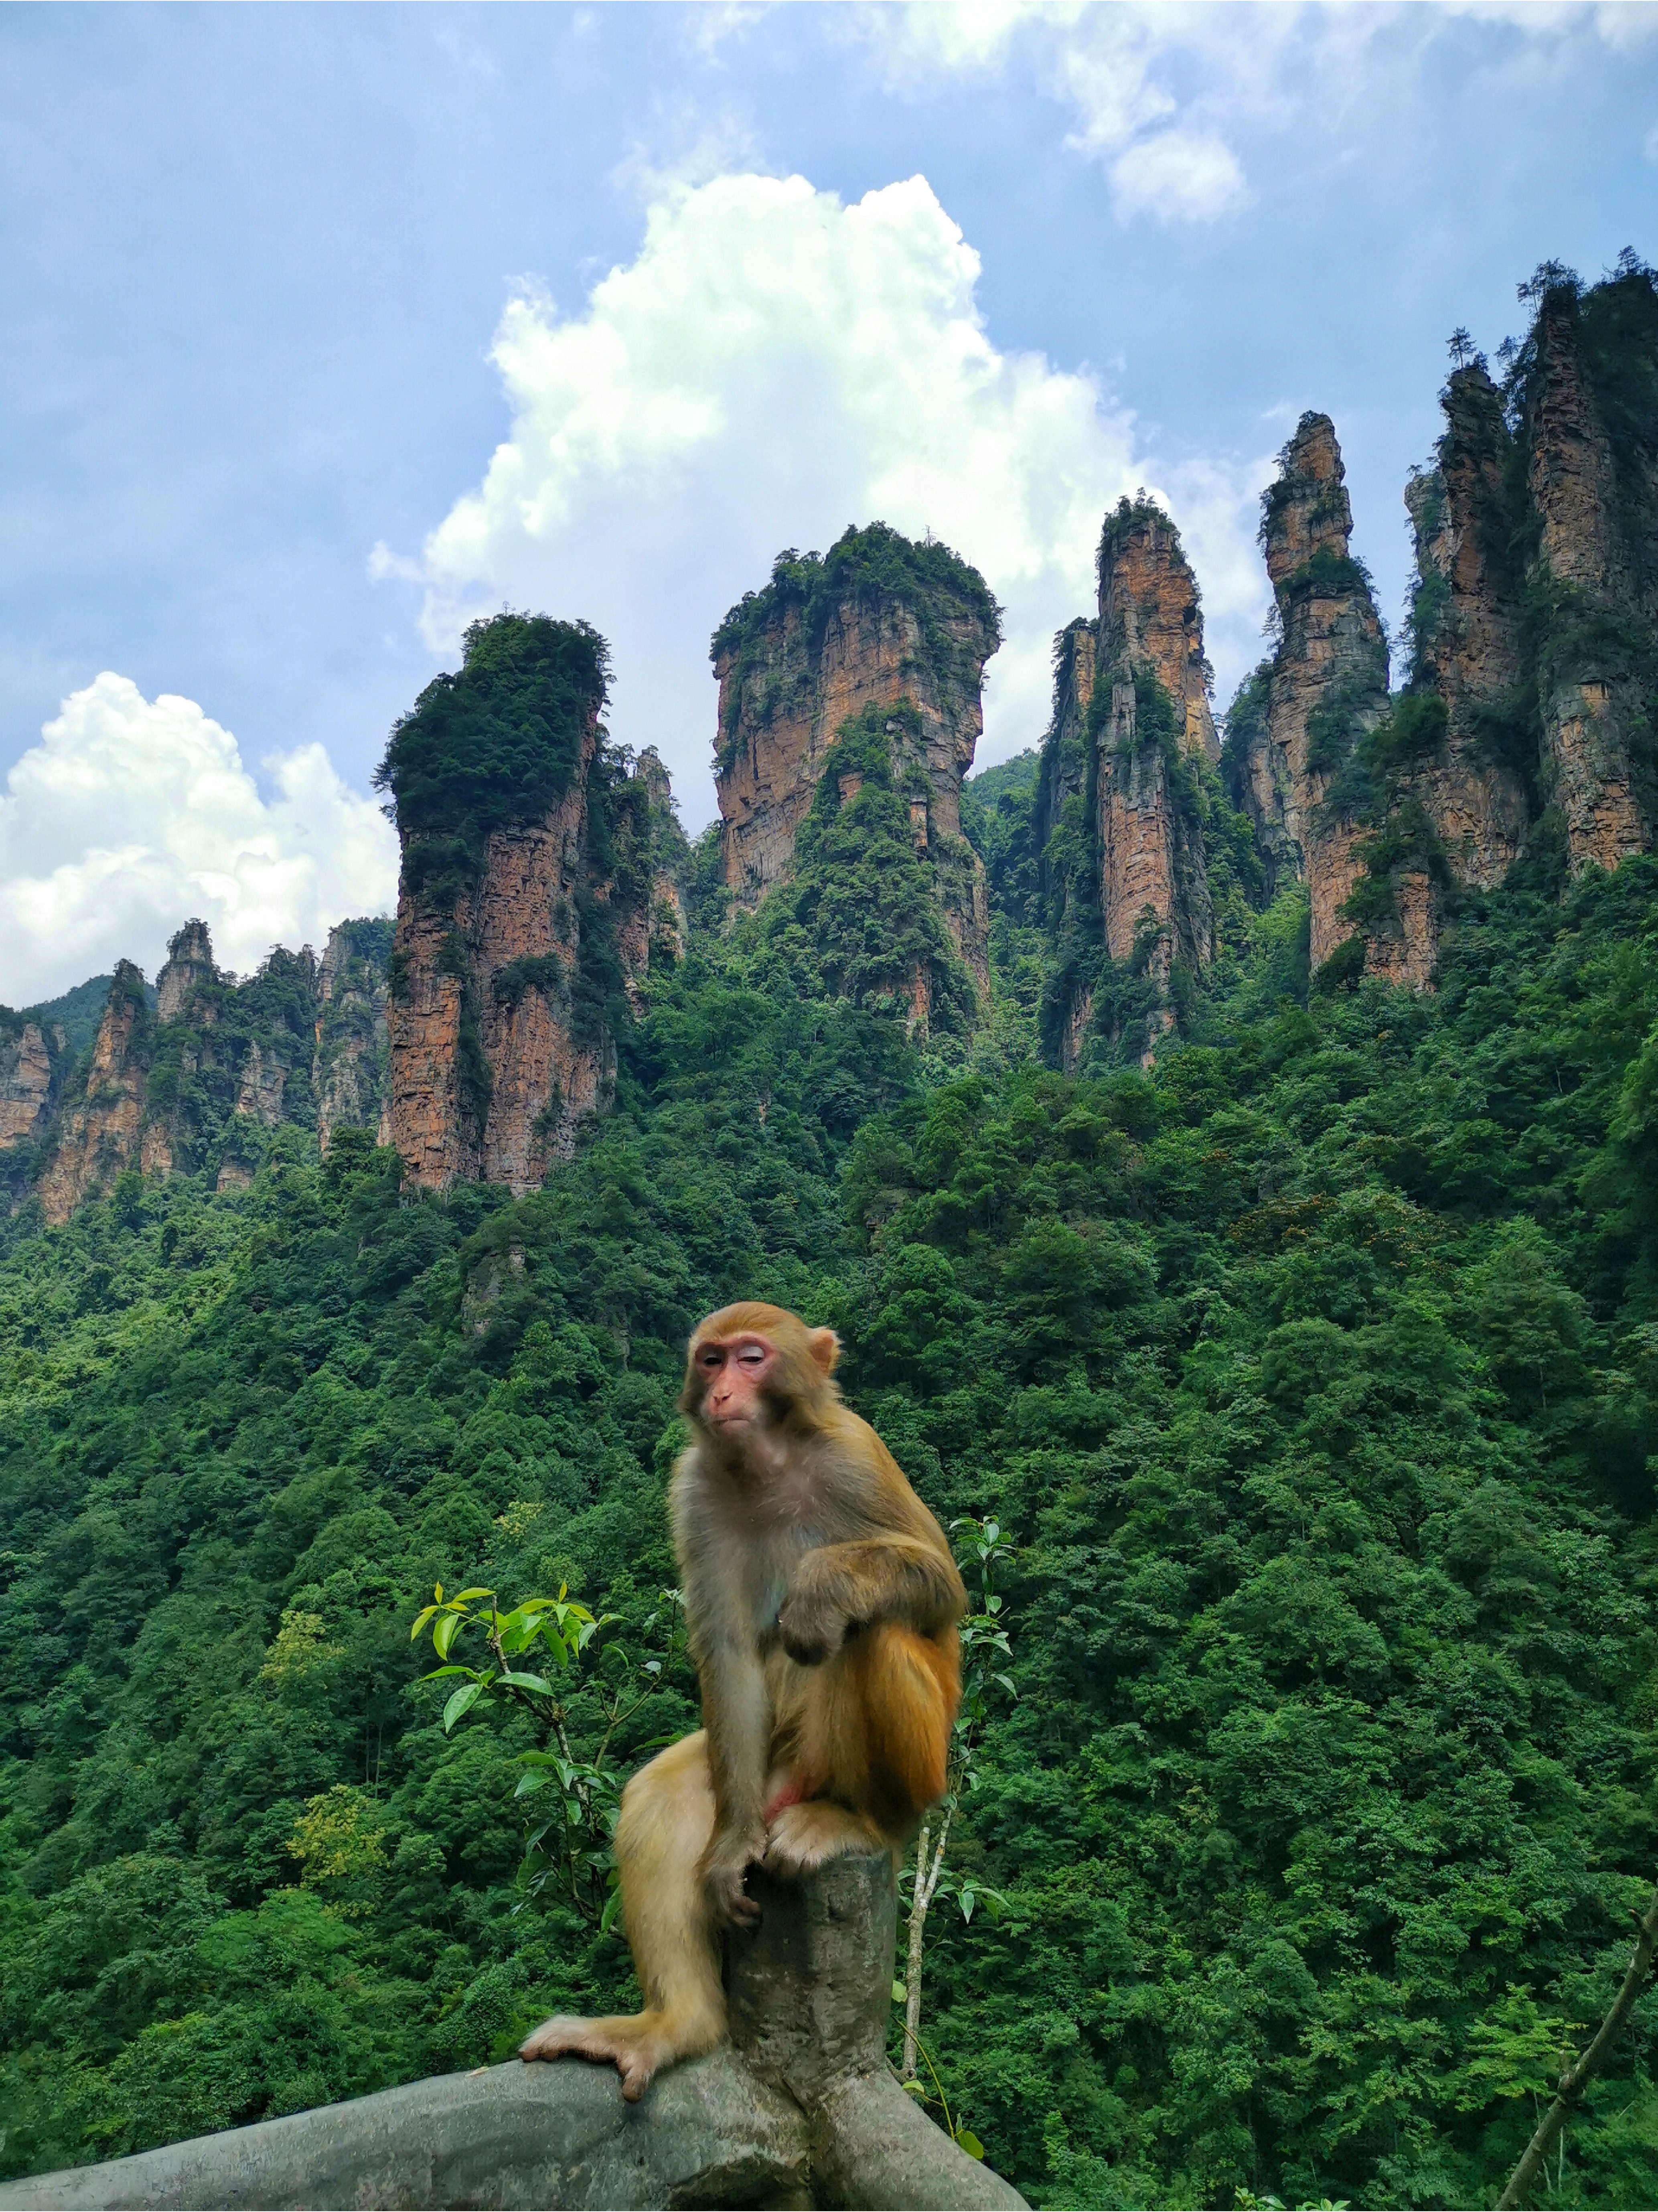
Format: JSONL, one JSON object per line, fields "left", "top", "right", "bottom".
{"left": 691, "top": 1333, "right": 776, "bottom": 1431}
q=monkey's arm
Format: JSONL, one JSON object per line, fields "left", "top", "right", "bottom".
{"left": 778, "top": 1535, "right": 967, "bottom": 1664}
{"left": 694, "top": 1631, "right": 772, "bottom": 1928}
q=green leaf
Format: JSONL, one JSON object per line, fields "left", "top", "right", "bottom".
{"left": 498, "top": 1670, "right": 554, "bottom": 1693}
{"left": 514, "top": 1771, "right": 552, "bottom": 1797}
{"left": 442, "top": 1681, "right": 486, "bottom": 1732}
{"left": 452, "top": 1587, "right": 494, "bottom": 1603}
{"left": 599, "top": 1879, "right": 625, "bottom": 1937}
{"left": 954, "top": 2128, "right": 984, "bottom": 2161}
{"left": 901, "top": 2078, "right": 927, "bottom": 2100}
{"left": 433, "top": 1611, "right": 464, "bottom": 1660}
{"left": 419, "top": 1664, "right": 476, "bottom": 1682}
{"left": 960, "top": 1887, "right": 977, "bottom": 1922}
{"left": 410, "top": 1605, "right": 438, "bottom": 1639}
{"left": 892, "top": 1980, "right": 907, "bottom": 2004}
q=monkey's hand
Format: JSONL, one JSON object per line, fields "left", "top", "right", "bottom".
{"left": 701, "top": 1823, "right": 766, "bottom": 1929}
{"left": 777, "top": 1583, "right": 849, "bottom": 1666}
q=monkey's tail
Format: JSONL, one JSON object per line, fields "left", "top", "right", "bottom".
{"left": 855, "top": 1621, "right": 961, "bottom": 1829}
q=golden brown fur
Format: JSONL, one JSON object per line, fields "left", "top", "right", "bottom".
{"left": 519, "top": 1300, "right": 965, "bottom": 2099}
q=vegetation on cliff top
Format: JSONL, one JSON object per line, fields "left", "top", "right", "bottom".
{"left": 374, "top": 613, "right": 610, "bottom": 910}
{"left": 712, "top": 521, "right": 1002, "bottom": 668}
{"left": 710, "top": 522, "right": 1003, "bottom": 766}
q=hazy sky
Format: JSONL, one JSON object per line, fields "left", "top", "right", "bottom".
{"left": 3, "top": 1, "right": 1656, "bottom": 1001}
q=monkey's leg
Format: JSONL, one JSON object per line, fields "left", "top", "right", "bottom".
{"left": 765, "top": 1623, "right": 955, "bottom": 1876}
{"left": 519, "top": 1730, "right": 725, "bottom": 2101}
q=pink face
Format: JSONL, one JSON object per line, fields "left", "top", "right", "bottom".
{"left": 694, "top": 1333, "right": 776, "bottom": 1428}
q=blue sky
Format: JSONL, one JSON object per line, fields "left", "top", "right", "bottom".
{"left": 2, "top": 1, "right": 1655, "bottom": 1001}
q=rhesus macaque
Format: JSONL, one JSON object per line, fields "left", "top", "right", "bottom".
{"left": 519, "top": 1300, "right": 965, "bottom": 2099}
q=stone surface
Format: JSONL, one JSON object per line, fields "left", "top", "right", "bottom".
{"left": 28, "top": 924, "right": 394, "bottom": 1219}
{"left": 1524, "top": 292, "right": 1649, "bottom": 871}
{"left": 154, "top": 921, "right": 219, "bottom": 1022}
{"left": 1034, "top": 622, "right": 1098, "bottom": 1068}
{"left": 312, "top": 922, "right": 390, "bottom": 1154}
{"left": 1405, "top": 367, "right": 1532, "bottom": 892}
{"left": 713, "top": 588, "right": 995, "bottom": 997}
{"left": 0, "top": 1021, "right": 58, "bottom": 1152}
{"left": 2, "top": 1855, "right": 1028, "bottom": 2212}
{"left": 1233, "top": 414, "right": 1389, "bottom": 973}
{"left": 1042, "top": 502, "right": 1217, "bottom": 1064}
{"left": 383, "top": 709, "right": 615, "bottom": 1197}
{"left": 37, "top": 967, "right": 151, "bottom": 1225}
{"left": 234, "top": 1042, "right": 287, "bottom": 1127}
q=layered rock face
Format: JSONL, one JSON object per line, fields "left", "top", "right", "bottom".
{"left": 614, "top": 748, "right": 690, "bottom": 1011}
{"left": 314, "top": 921, "right": 391, "bottom": 1153}
{"left": 1032, "top": 621, "right": 1100, "bottom": 1063}
{"left": 1034, "top": 504, "right": 1219, "bottom": 1067}
{"left": 155, "top": 919, "right": 221, "bottom": 1018}
{"left": 30, "top": 922, "right": 392, "bottom": 1220}
{"left": 1401, "top": 367, "right": 1531, "bottom": 888}
{"left": 1230, "top": 414, "right": 1389, "bottom": 971}
{"left": 385, "top": 734, "right": 605, "bottom": 1195}
{"left": 37, "top": 966, "right": 151, "bottom": 1223}
{"left": 711, "top": 527, "right": 996, "bottom": 996}
{"left": 1524, "top": 289, "right": 1652, "bottom": 869}
{"left": 0, "top": 1020, "right": 64, "bottom": 1153}
{"left": 382, "top": 615, "right": 673, "bottom": 1195}
{"left": 1095, "top": 502, "right": 1218, "bottom": 982}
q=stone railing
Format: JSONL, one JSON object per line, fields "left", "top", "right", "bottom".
{"left": 0, "top": 1853, "right": 1027, "bottom": 2210}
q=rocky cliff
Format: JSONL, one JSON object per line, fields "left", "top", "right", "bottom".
{"left": 0, "top": 1017, "right": 66, "bottom": 1157}
{"left": 1095, "top": 500, "right": 1218, "bottom": 980}
{"left": 1036, "top": 501, "right": 1219, "bottom": 1067}
{"left": 379, "top": 612, "right": 672, "bottom": 1195}
{"left": 1228, "top": 414, "right": 1390, "bottom": 975}
{"left": 1318, "top": 263, "right": 1658, "bottom": 990}
{"left": 314, "top": 919, "right": 393, "bottom": 1154}
{"left": 1401, "top": 365, "right": 1532, "bottom": 886}
{"left": 1521, "top": 279, "right": 1655, "bottom": 870}
{"left": 35, "top": 966, "right": 151, "bottom": 1223}
{"left": 711, "top": 524, "right": 997, "bottom": 999}
{"left": 27, "top": 920, "right": 391, "bottom": 1221}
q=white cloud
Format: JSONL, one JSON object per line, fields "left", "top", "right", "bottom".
{"left": 1110, "top": 129, "right": 1249, "bottom": 224}
{"left": 1646, "top": 116, "right": 1658, "bottom": 159}
{"left": 0, "top": 673, "right": 399, "bottom": 1007}
{"left": 382, "top": 169, "right": 1269, "bottom": 820}
{"left": 853, "top": 1, "right": 1270, "bottom": 223}
{"left": 853, "top": 1, "right": 1650, "bottom": 222}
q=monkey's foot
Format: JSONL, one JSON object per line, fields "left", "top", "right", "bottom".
{"left": 763, "top": 1800, "right": 883, "bottom": 1876}
{"left": 519, "top": 2011, "right": 672, "bottom": 2103}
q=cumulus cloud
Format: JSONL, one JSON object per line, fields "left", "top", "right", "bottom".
{"left": 381, "top": 169, "right": 1270, "bottom": 822}
{"left": 0, "top": 673, "right": 399, "bottom": 1007}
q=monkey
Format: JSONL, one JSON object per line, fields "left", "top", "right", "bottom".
{"left": 518, "top": 1300, "right": 966, "bottom": 2101}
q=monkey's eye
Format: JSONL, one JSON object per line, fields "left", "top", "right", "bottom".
{"left": 736, "top": 1344, "right": 766, "bottom": 1367}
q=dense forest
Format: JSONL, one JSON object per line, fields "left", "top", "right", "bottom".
{"left": 2, "top": 267, "right": 1656, "bottom": 2212}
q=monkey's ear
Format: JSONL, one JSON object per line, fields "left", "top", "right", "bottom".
{"left": 806, "top": 1327, "right": 840, "bottom": 1379}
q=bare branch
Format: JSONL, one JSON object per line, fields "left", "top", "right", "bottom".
{"left": 1497, "top": 1880, "right": 1658, "bottom": 2210}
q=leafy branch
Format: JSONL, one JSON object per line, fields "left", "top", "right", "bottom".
{"left": 409, "top": 1579, "right": 687, "bottom": 1928}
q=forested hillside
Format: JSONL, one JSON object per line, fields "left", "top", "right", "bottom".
{"left": 1, "top": 261, "right": 1656, "bottom": 2210}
